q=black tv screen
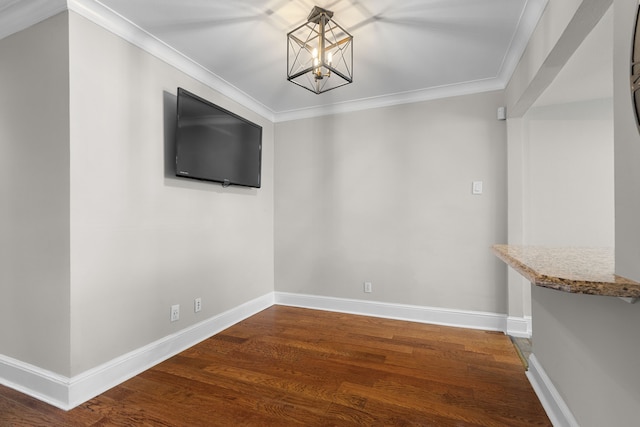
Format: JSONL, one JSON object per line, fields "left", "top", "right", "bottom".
{"left": 175, "top": 87, "right": 262, "bottom": 188}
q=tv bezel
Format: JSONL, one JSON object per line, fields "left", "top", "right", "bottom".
{"left": 175, "top": 87, "right": 262, "bottom": 189}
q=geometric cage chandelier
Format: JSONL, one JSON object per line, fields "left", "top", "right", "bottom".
{"left": 287, "top": 6, "right": 353, "bottom": 94}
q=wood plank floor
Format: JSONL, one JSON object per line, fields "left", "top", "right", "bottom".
{"left": 0, "top": 306, "right": 551, "bottom": 426}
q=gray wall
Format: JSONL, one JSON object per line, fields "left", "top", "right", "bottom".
{"left": 507, "top": 1, "right": 640, "bottom": 425}
{"left": 532, "top": 287, "right": 640, "bottom": 426}
{"left": 508, "top": 97, "right": 615, "bottom": 325}
{"left": 0, "top": 13, "right": 71, "bottom": 375}
{"left": 67, "top": 12, "right": 274, "bottom": 376}
{"left": 1, "top": 11, "right": 275, "bottom": 378}
{"left": 615, "top": 0, "right": 640, "bottom": 281}
{"left": 275, "top": 91, "right": 508, "bottom": 314}
{"left": 523, "top": 99, "right": 614, "bottom": 247}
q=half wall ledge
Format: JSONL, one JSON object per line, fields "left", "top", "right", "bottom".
{"left": 492, "top": 244, "right": 640, "bottom": 302}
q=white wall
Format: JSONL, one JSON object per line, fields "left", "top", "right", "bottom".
{"left": 275, "top": 91, "right": 508, "bottom": 314}
{"left": 0, "top": 13, "right": 71, "bottom": 375}
{"left": 523, "top": 98, "right": 614, "bottom": 246}
{"left": 67, "top": 12, "right": 274, "bottom": 376}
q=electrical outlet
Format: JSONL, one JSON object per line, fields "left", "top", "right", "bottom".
{"left": 170, "top": 304, "right": 180, "bottom": 322}
{"left": 194, "top": 297, "right": 202, "bottom": 313}
{"left": 364, "top": 282, "right": 372, "bottom": 293}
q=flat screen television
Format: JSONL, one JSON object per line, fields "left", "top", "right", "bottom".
{"left": 175, "top": 87, "right": 262, "bottom": 188}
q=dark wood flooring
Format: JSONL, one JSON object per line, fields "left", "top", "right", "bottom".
{"left": 0, "top": 305, "right": 550, "bottom": 426}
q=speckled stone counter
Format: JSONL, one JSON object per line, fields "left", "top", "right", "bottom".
{"left": 492, "top": 245, "right": 640, "bottom": 298}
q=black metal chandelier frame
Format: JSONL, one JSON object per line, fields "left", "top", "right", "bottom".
{"left": 287, "top": 6, "right": 353, "bottom": 94}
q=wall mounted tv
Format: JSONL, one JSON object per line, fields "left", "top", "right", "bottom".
{"left": 175, "top": 87, "right": 262, "bottom": 188}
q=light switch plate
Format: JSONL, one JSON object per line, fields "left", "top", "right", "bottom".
{"left": 472, "top": 181, "right": 483, "bottom": 195}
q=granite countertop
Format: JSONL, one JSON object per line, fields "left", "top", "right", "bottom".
{"left": 492, "top": 245, "right": 640, "bottom": 298}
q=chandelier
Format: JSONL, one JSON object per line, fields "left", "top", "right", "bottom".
{"left": 287, "top": 6, "right": 353, "bottom": 94}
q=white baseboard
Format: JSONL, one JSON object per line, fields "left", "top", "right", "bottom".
{"left": 527, "top": 354, "right": 579, "bottom": 427}
{"left": 0, "top": 292, "right": 274, "bottom": 410}
{"left": 0, "top": 354, "right": 70, "bottom": 409}
{"left": 274, "top": 292, "right": 508, "bottom": 332}
{"left": 507, "top": 315, "right": 532, "bottom": 338}
{"left": 1, "top": 292, "right": 514, "bottom": 411}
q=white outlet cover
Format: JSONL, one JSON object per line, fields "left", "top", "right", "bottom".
{"left": 171, "top": 304, "right": 180, "bottom": 322}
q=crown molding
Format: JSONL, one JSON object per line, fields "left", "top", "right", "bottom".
{"left": 66, "top": 0, "right": 277, "bottom": 122}
{"left": 497, "top": 0, "right": 549, "bottom": 85}
{"left": 275, "top": 0, "right": 548, "bottom": 122}
{"left": 0, "top": 0, "right": 67, "bottom": 41}
{"left": 0, "top": 0, "right": 275, "bottom": 122}
{"left": 1, "top": 0, "right": 546, "bottom": 123}
{"left": 273, "top": 78, "right": 506, "bottom": 122}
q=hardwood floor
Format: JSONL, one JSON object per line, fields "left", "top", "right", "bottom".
{"left": 0, "top": 306, "right": 550, "bottom": 426}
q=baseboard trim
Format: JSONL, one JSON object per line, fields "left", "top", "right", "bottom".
{"left": 507, "top": 315, "right": 532, "bottom": 338}
{"left": 527, "top": 354, "right": 579, "bottom": 427}
{"left": 0, "top": 354, "right": 70, "bottom": 409}
{"left": 274, "top": 292, "right": 508, "bottom": 332}
{"left": 0, "top": 292, "right": 274, "bottom": 410}
{"left": 1, "top": 292, "right": 513, "bottom": 410}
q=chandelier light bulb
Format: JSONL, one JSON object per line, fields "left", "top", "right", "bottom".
{"left": 287, "top": 6, "right": 353, "bottom": 94}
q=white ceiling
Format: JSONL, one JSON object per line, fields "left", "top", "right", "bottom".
{"left": 0, "top": 0, "right": 548, "bottom": 120}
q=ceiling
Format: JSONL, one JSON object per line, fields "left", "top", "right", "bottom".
{"left": 1, "top": 0, "right": 547, "bottom": 120}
